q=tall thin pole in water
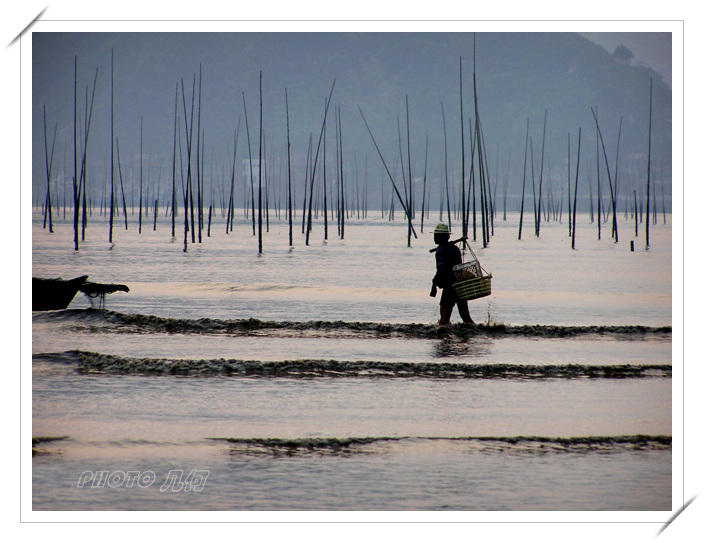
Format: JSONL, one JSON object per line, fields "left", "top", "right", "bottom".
{"left": 591, "top": 107, "right": 618, "bottom": 243}
{"left": 440, "top": 101, "right": 451, "bottom": 234}
{"left": 226, "top": 118, "right": 240, "bottom": 234}
{"left": 139, "top": 116, "right": 143, "bottom": 235}
{"left": 286, "top": 88, "right": 293, "bottom": 246}
{"left": 306, "top": 80, "right": 336, "bottom": 246}
{"left": 73, "top": 56, "right": 79, "bottom": 250}
{"left": 595, "top": 108, "right": 601, "bottom": 239}
{"left": 258, "top": 71, "right": 263, "bottom": 255}
{"left": 171, "top": 84, "right": 178, "bottom": 238}
{"left": 72, "top": 63, "right": 98, "bottom": 248}
{"left": 634, "top": 189, "right": 639, "bottom": 237}
{"left": 337, "top": 105, "right": 345, "bottom": 240}
{"left": 472, "top": 36, "right": 490, "bottom": 247}
{"left": 115, "top": 138, "right": 128, "bottom": 229}
{"left": 613, "top": 116, "right": 623, "bottom": 241}
{"left": 405, "top": 95, "right": 413, "bottom": 246}
{"left": 180, "top": 77, "right": 196, "bottom": 252}
{"left": 420, "top": 135, "right": 428, "bottom": 233}
{"left": 242, "top": 92, "right": 256, "bottom": 236}
{"left": 189, "top": 77, "right": 196, "bottom": 244}
{"left": 571, "top": 127, "right": 582, "bottom": 250}
{"left": 42, "top": 106, "right": 56, "bottom": 232}
{"left": 518, "top": 118, "right": 529, "bottom": 240}
{"left": 358, "top": 105, "right": 417, "bottom": 243}
{"left": 567, "top": 132, "right": 572, "bottom": 237}
{"left": 469, "top": 117, "right": 477, "bottom": 240}
{"left": 80, "top": 105, "right": 87, "bottom": 240}
{"left": 459, "top": 56, "right": 467, "bottom": 238}
{"left": 323, "top": 104, "right": 328, "bottom": 241}
{"left": 535, "top": 110, "right": 547, "bottom": 237}
{"left": 196, "top": 64, "right": 203, "bottom": 243}
{"left": 301, "top": 135, "right": 311, "bottom": 234}
{"left": 646, "top": 78, "right": 653, "bottom": 249}
{"left": 109, "top": 49, "right": 115, "bottom": 244}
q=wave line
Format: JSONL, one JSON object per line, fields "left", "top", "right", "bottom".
{"left": 48, "top": 309, "right": 673, "bottom": 340}
{"left": 210, "top": 434, "right": 672, "bottom": 456}
{"left": 68, "top": 350, "right": 672, "bottom": 379}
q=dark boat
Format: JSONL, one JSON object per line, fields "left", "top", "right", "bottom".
{"left": 32, "top": 275, "right": 129, "bottom": 311}
{"left": 32, "top": 275, "right": 89, "bottom": 311}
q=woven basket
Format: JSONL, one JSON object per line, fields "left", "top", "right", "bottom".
{"left": 453, "top": 274, "right": 492, "bottom": 301}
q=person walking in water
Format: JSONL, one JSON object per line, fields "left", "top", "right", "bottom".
{"left": 430, "top": 223, "right": 475, "bottom": 326}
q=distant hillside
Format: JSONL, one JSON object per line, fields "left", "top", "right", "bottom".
{"left": 32, "top": 32, "right": 671, "bottom": 209}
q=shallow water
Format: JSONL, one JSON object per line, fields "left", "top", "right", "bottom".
{"left": 30, "top": 209, "right": 672, "bottom": 511}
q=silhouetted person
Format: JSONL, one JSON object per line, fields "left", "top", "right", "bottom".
{"left": 430, "top": 223, "right": 475, "bottom": 326}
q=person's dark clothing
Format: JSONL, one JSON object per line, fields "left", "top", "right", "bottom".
{"left": 433, "top": 242, "right": 462, "bottom": 290}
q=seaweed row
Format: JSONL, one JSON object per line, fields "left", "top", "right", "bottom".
{"left": 211, "top": 434, "right": 673, "bottom": 457}
{"left": 96, "top": 309, "right": 672, "bottom": 340}
{"left": 73, "top": 350, "right": 672, "bottom": 379}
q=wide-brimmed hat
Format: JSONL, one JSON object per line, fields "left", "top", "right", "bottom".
{"left": 433, "top": 223, "right": 451, "bottom": 235}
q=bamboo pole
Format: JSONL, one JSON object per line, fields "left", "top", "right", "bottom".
{"left": 358, "top": 105, "right": 417, "bottom": 243}
{"left": 75, "top": 65, "right": 98, "bottom": 248}
{"left": 226, "top": 119, "right": 240, "bottom": 234}
{"left": 109, "top": 50, "right": 115, "bottom": 244}
{"left": 171, "top": 84, "right": 178, "bottom": 237}
{"left": 590, "top": 107, "right": 618, "bottom": 243}
{"left": 477, "top": 118, "right": 488, "bottom": 247}
{"left": 420, "top": 136, "right": 428, "bottom": 233}
{"left": 535, "top": 110, "right": 547, "bottom": 237}
{"left": 323, "top": 106, "right": 329, "bottom": 241}
{"left": 207, "top": 205, "right": 212, "bottom": 237}
{"left": 286, "top": 88, "right": 293, "bottom": 246}
{"left": 139, "top": 116, "right": 143, "bottom": 235}
{"left": 42, "top": 106, "right": 56, "bottom": 232}
{"left": 459, "top": 56, "right": 467, "bottom": 237}
{"left": 197, "top": 65, "right": 203, "bottom": 243}
{"left": 405, "top": 95, "right": 413, "bottom": 246}
{"left": 189, "top": 99, "right": 195, "bottom": 243}
{"left": 153, "top": 197, "right": 158, "bottom": 230}
{"left": 258, "top": 71, "right": 263, "bottom": 254}
{"left": 73, "top": 56, "right": 78, "bottom": 250}
{"left": 115, "top": 138, "right": 128, "bottom": 229}
{"left": 595, "top": 109, "right": 602, "bottom": 239}
{"left": 567, "top": 132, "right": 572, "bottom": 236}
{"left": 478, "top": 119, "right": 492, "bottom": 245}
{"left": 612, "top": 116, "right": 623, "bottom": 240}
{"left": 301, "top": 135, "right": 311, "bottom": 234}
{"left": 646, "top": 78, "right": 653, "bottom": 249}
{"left": 571, "top": 127, "right": 582, "bottom": 250}
{"left": 518, "top": 118, "right": 529, "bottom": 240}
{"left": 634, "top": 189, "right": 638, "bottom": 237}
{"left": 242, "top": 92, "right": 256, "bottom": 236}
{"left": 471, "top": 36, "right": 490, "bottom": 248}
{"left": 180, "top": 76, "right": 196, "bottom": 252}
{"left": 468, "top": 117, "right": 477, "bottom": 241}
{"left": 306, "top": 80, "right": 336, "bottom": 246}
{"left": 338, "top": 105, "right": 345, "bottom": 240}
{"left": 440, "top": 101, "right": 451, "bottom": 234}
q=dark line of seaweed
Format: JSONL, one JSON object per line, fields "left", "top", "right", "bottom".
{"left": 97, "top": 310, "right": 671, "bottom": 340}
{"left": 71, "top": 350, "right": 672, "bottom": 379}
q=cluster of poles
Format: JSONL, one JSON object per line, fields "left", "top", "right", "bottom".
{"left": 40, "top": 45, "right": 666, "bottom": 254}
{"left": 514, "top": 77, "right": 660, "bottom": 250}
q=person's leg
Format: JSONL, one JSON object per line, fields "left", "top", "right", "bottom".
{"left": 439, "top": 305, "right": 453, "bottom": 325}
{"left": 439, "top": 287, "right": 454, "bottom": 325}
{"left": 456, "top": 300, "right": 475, "bottom": 324}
